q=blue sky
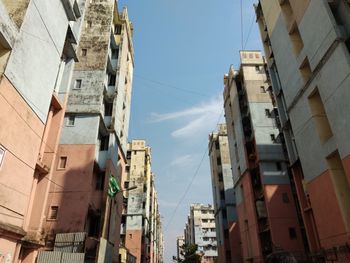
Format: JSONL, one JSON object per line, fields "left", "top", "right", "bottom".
{"left": 118, "top": 0, "right": 262, "bottom": 261}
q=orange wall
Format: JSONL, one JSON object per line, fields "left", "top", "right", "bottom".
{"left": 236, "top": 173, "right": 262, "bottom": 262}
{"left": 264, "top": 184, "right": 304, "bottom": 252}
{"left": 44, "top": 144, "right": 96, "bottom": 234}
{"left": 0, "top": 77, "right": 44, "bottom": 229}
{"left": 228, "top": 221, "right": 242, "bottom": 263}
{"left": 342, "top": 154, "right": 350, "bottom": 186}
{"left": 125, "top": 229, "right": 142, "bottom": 263}
{"left": 308, "top": 170, "right": 348, "bottom": 248}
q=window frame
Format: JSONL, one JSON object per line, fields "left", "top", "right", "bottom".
{"left": 48, "top": 206, "right": 59, "bottom": 221}
{"left": 66, "top": 115, "right": 75, "bottom": 126}
{"left": 58, "top": 156, "right": 68, "bottom": 170}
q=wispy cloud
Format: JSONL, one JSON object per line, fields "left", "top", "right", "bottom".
{"left": 170, "top": 154, "right": 193, "bottom": 167}
{"left": 149, "top": 95, "right": 223, "bottom": 139}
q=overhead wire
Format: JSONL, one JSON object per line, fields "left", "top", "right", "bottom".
{"left": 164, "top": 108, "right": 224, "bottom": 231}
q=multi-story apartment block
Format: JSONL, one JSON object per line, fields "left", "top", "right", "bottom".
{"left": 121, "top": 140, "right": 163, "bottom": 263}
{"left": 223, "top": 51, "right": 306, "bottom": 262}
{"left": 255, "top": 1, "right": 350, "bottom": 261}
{"left": 39, "top": 1, "right": 134, "bottom": 262}
{"left": 184, "top": 204, "right": 218, "bottom": 263}
{"left": 0, "top": 0, "right": 87, "bottom": 262}
{"left": 176, "top": 236, "right": 185, "bottom": 261}
{"left": 208, "top": 124, "right": 241, "bottom": 263}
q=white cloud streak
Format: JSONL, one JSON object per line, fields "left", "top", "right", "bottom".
{"left": 149, "top": 95, "right": 223, "bottom": 139}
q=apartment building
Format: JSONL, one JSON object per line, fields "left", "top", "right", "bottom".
{"left": 208, "top": 124, "right": 241, "bottom": 263}
{"left": 121, "top": 140, "right": 163, "bottom": 263}
{"left": 255, "top": 1, "right": 350, "bottom": 261}
{"left": 40, "top": 1, "right": 134, "bottom": 262}
{"left": 176, "top": 236, "right": 185, "bottom": 261}
{"left": 223, "top": 51, "right": 305, "bottom": 262}
{"left": 184, "top": 204, "right": 218, "bottom": 263}
{"left": 0, "top": 0, "right": 87, "bottom": 262}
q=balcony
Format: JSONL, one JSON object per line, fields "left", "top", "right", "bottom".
{"left": 61, "top": 0, "right": 81, "bottom": 21}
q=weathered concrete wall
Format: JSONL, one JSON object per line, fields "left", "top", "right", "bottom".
{"left": 4, "top": 0, "right": 70, "bottom": 122}
{"left": 60, "top": 115, "right": 99, "bottom": 144}
{"left": 2, "top": 0, "right": 30, "bottom": 29}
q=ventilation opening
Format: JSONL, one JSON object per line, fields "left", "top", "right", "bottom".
{"left": 299, "top": 57, "right": 312, "bottom": 83}
{"left": 290, "top": 23, "right": 304, "bottom": 55}
{"left": 0, "top": 41, "right": 11, "bottom": 75}
{"left": 280, "top": 0, "right": 294, "bottom": 30}
{"left": 308, "top": 88, "right": 333, "bottom": 143}
{"left": 328, "top": 0, "right": 343, "bottom": 26}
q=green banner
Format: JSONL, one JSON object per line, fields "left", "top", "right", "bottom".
{"left": 107, "top": 173, "right": 120, "bottom": 198}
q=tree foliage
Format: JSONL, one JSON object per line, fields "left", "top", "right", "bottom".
{"left": 179, "top": 244, "right": 201, "bottom": 263}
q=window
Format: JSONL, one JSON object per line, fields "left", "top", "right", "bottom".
{"left": 112, "top": 48, "right": 119, "bottom": 59}
{"left": 74, "top": 79, "right": 82, "bottom": 89}
{"left": 115, "top": 24, "right": 122, "bottom": 34}
{"left": 222, "top": 208, "right": 227, "bottom": 219}
{"left": 88, "top": 214, "right": 101, "bottom": 237}
{"left": 124, "top": 181, "right": 129, "bottom": 189}
{"left": 86, "top": 21, "right": 92, "bottom": 28}
{"left": 81, "top": 49, "right": 87, "bottom": 56}
{"left": 104, "top": 101, "right": 113, "bottom": 116}
{"left": 289, "top": 227, "right": 297, "bottom": 239}
{"left": 270, "top": 134, "right": 276, "bottom": 142}
{"left": 255, "top": 65, "right": 260, "bottom": 72}
{"left": 265, "top": 109, "right": 271, "bottom": 117}
{"left": 49, "top": 206, "right": 59, "bottom": 220}
{"left": 218, "top": 172, "right": 223, "bottom": 182}
{"left": 58, "top": 156, "right": 67, "bottom": 169}
{"left": 96, "top": 172, "right": 105, "bottom": 190}
{"left": 276, "top": 162, "right": 282, "bottom": 171}
{"left": 0, "top": 145, "right": 5, "bottom": 169}
{"left": 220, "top": 190, "right": 225, "bottom": 200}
{"left": 108, "top": 74, "right": 116, "bottom": 86}
{"left": 282, "top": 192, "right": 290, "bottom": 203}
{"left": 215, "top": 140, "right": 220, "bottom": 150}
{"left": 100, "top": 135, "right": 109, "bottom": 151}
{"left": 67, "top": 115, "right": 75, "bottom": 126}
{"left": 260, "top": 86, "right": 266, "bottom": 93}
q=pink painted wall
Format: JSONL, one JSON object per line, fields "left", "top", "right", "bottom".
{"left": 228, "top": 221, "right": 242, "bottom": 263}
{"left": 308, "top": 170, "right": 348, "bottom": 248}
{"left": 0, "top": 77, "right": 44, "bottom": 229}
{"left": 44, "top": 144, "right": 96, "bottom": 234}
{"left": 264, "top": 184, "right": 304, "bottom": 252}
{"left": 236, "top": 172, "right": 262, "bottom": 262}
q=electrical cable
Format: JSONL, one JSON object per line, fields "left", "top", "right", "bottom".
{"left": 164, "top": 108, "right": 224, "bottom": 231}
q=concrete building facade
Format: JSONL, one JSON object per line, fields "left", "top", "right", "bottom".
{"left": 121, "top": 140, "right": 163, "bottom": 263}
{"left": 255, "top": 1, "right": 350, "bottom": 261}
{"left": 40, "top": 1, "right": 135, "bottom": 262}
{"left": 0, "top": 0, "right": 87, "bottom": 262}
{"left": 223, "top": 51, "right": 305, "bottom": 262}
{"left": 184, "top": 204, "right": 218, "bottom": 263}
{"left": 208, "top": 124, "right": 241, "bottom": 263}
{"left": 176, "top": 236, "right": 185, "bottom": 261}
